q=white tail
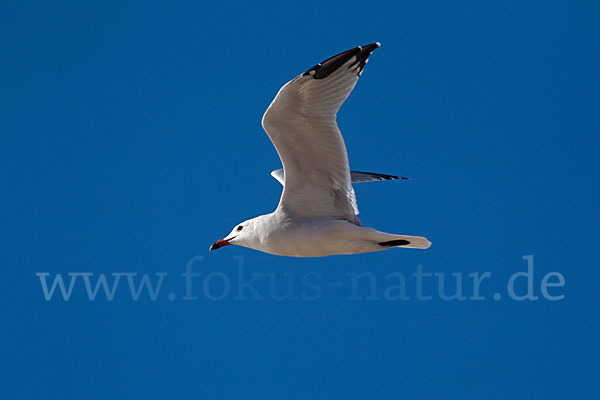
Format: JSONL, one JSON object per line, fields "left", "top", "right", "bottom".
{"left": 365, "top": 228, "right": 432, "bottom": 250}
{"left": 378, "top": 235, "right": 431, "bottom": 249}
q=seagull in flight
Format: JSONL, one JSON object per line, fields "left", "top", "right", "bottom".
{"left": 210, "top": 43, "right": 431, "bottom": 257}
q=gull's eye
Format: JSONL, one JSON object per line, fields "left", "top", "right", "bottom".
{"left": 236, "top": 226, "right": 243, "bottom": 232}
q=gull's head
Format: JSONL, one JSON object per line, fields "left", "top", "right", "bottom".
{"left": 210, "top": 217, "right": 260, "bottom": 251}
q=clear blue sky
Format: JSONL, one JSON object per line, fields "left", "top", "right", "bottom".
{"left": 2, "top": 1, "right": 599, "bottom": 399}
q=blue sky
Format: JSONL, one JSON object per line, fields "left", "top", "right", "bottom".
{"left": 1, "top": 1, "right": 599, "bottom": 399}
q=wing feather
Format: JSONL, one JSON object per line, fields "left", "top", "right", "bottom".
{"left": 262, "top": 43, "right": 380, "bottom": 221}
{"left": 271, "top": 169, "right": 408, "bottom": 185}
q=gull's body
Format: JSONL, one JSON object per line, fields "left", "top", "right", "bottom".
{"left": 211, "top": 43, "right": 431, "bottom": 257}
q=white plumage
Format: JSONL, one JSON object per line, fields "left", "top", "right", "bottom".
{"left": 210, "top": 43, "right": 431, "bottom": 257}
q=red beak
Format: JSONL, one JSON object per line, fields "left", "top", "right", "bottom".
{"left": 210, "top": 237, "right": 234, "bottom": 251}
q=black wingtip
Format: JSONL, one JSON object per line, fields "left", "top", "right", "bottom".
{"left": 351, "top": 171, "right": 409, "bottom": 181}
{"left": 303, "top": 42, "right": 381, "bottom": 80}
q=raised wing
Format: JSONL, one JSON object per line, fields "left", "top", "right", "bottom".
{"left": 262, "top": 43, "right": 380, "bottom": 222}
{"left": 271, "top": 169, "right": 407, "bottom": 185}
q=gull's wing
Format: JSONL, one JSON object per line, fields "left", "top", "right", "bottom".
{"left": 271, "top": 169, "right": 408, "bottom": 185}
{"left": 349, "top": 171, "right": 408, "bottom": 183}
{"left": 262, "top": 43, "right": 380, "bottom": 222}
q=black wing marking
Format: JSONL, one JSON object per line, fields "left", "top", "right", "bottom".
{"left": 303, "top": 43, "right": 381, "bottom": 80}
{"left": 349, "top": 171, "right": 409, "bottom": 183}
{"left": 271, "top": 169, "right": 407, "bottom": 185}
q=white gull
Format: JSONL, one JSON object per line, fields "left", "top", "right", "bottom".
{"left": 210, "top": 43, "right": 431, "bottom": 257}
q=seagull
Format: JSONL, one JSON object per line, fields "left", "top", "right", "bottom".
{"left": 210, "top": 43, "right": 431, "bottom": 257}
